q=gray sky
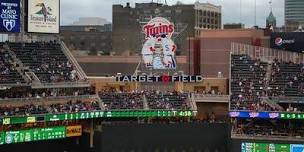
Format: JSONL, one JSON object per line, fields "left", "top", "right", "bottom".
{"left": 60, "top": 0, "right": 284, "bottom": 27}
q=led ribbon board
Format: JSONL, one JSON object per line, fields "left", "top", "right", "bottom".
{"left": 1, "top": 110, "right": 198, "bottom": 125}
{"left": 242, "top": 142, "right": 304, "bottom": 152}
{"left": 229, "top": 111, "right": 304, "bottom": 120}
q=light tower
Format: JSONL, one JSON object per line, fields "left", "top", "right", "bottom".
{"left": 152, "top": 0, "right": 168, "bottom": 5}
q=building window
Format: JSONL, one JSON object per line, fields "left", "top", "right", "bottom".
{"left": 176, "top": 9, "right": 182, "bottom": 13}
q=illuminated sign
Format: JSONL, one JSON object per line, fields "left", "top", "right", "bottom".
{"left": 241, "top": 142, "right": 304, "bottom": 152}
{"left": 142, "top": 17, "right": 177, "bottom": 70}
{"left": 0, "top": 132, "right": 4, "bottom": 145}
{"left": 27, "top": 0, "right": 60, "bottom": 33}
{"left": 280, "top": 113, "right": 304, "bottom": 119}
{"left": 4, "top": 126, "right": 66, "bottom": 144}
{"left": 275, "top": 37, "right": 295, "bottom": 46}
{"left": 116, "top": 75, "right": 203, "bottom": 83}
{"left": 1, "top": 110, "right": 198, "bottom": 125}
{"left": 270, "top": 32, "right": 304, "bottom": 53}
{"left": 0, "top": 0, "right": 20, "bottom": 33}
{"left": 66, "top": 126, "right": 82, "bottom": 137}
{"left": 229, "top": 111, "right": 279, "bottom": 119}
{"left": 229, "top": 111, "right": 304, "bottom": 120}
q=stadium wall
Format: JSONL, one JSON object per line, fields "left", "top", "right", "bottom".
{"left": 188, "top": 29, "right": 270, "bottom": 78}
{"left": 196, "top": 102, "right": 228, "bottom": 120}
{"left": 99, "top": 123, "right": 230, "bottom": 152}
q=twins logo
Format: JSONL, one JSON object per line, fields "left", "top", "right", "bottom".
{"left": 142, "top": 17, "right": 177, "bottom": 70}
{"left": 3, "top": 19, "right": 15, "bottom": 31}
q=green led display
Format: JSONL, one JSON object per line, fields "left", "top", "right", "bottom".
{"left": 4, "top": 126, "right": 66, "bottom": 144}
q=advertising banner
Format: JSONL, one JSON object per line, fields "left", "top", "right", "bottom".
{"left": 0, "top": 0, "right": 20, "bottom": 33}
{"left": 142, "top": 17, "right": 177, "bottom": 70}
{"left": 66, "top": 125, "right": 82, "bottom": 137}
{"left": 27, "top": 0, "right": 59, "bottom": 33}
{"left": 271, "top": 32, "right": 304, "bottom": 53}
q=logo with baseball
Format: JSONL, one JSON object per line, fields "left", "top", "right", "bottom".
{"left": 142, "top": 17, "right": 177, "bottom": 70}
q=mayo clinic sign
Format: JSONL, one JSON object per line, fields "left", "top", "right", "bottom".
{"left": 0, "top": 0, "right": 20, "bottom": 33}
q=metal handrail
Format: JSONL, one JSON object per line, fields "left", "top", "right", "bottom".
{"left": 0, "top": 95, "right": 99, "bottom": 103}
{"left": 193, "top": 94, "right": 229, "bottom": 97}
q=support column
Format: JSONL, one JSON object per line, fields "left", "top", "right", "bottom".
{"left": 89, "top": 119, "right": 94, "bottom": 148}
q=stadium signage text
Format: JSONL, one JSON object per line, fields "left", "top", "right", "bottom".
{"left": 275, "top": 37, "right": 295, "bottom": 46}
{"left": 0, "top": 126, "right": 82, "bottom": 145}
{"left": 0, "top": 0, "right": 20, "bottom": 32}
{"left": 116, "top": 75, "right": 203, "bottom": 83}
{"left": 27, "top": 0, "right": 60, "bottom": 33}
{"left": 242, "top": 142, "right": 304, "bottom": 152}
{"left": 143, "top": 17, "right": 174, "bottom": 39}
{"left": 229, "top": 111, "right": 304, "bottom": 120}
{"left": 142, "top": 17, "right": 177, "bottom": 70}
{"left": 66, "top": 125, "right": 82, "bottom": 137}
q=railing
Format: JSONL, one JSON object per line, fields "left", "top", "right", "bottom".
{"left": 31, "top": 81, "right": 90, "bottom": 88}
{"left": 193, "top": 94, "right": 229, "bottom": 103}
{"left": 0, "top": 83, "right": 29, "bottom": 87}
{"left": 269, "top": 96, "right": 304, "bottom": 103}
{"left": 60, "top": 41, "right": 87, "bottom": 80}
{"left": 189, "top": 93, "right": 198, "bottom": 111}
{"left": 0, "top": 95, "right": 99, "bottom": 103}
{"left": 231, "top": 133, "right": 304, "bottom": 141}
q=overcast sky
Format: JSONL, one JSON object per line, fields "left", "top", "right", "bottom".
{"left": 60, "top": 0, "right": 285, "bottom": 28}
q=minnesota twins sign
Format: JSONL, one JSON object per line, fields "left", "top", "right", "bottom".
{"left": 142, "top": 17, "right": 177, "bottom": 70}
{"left": 0, "top": 0, "right": 20, "bottom": 33}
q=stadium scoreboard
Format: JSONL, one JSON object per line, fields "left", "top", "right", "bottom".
{"left": 242, "top": 143, "right": 304, "bottom": 152}
{"left": 0, "top": 110, "right": 197, "bottom": 125}
{"left": 0, "top": 126, "right": 81, "bottom": 145}
{"left": 46, "top": 110, "right": 195, "bottom": 121}
{"left": 2, "top": 126, "right": 65, "bottom": 144}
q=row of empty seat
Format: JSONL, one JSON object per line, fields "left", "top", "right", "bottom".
{"left": 99, "top": 91, "right": 190, "bottom": 110}
{"left": 231, "top": 54, "right": 304, "bottom": 112}
{"left": 0, "top": 49, "right": 25, "bottom": 84}
{"left": 8, "top": 42, "right": 78, "bottom": 83}
{"left": 230, "top": 54, "right": 271, "bottom": 111}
